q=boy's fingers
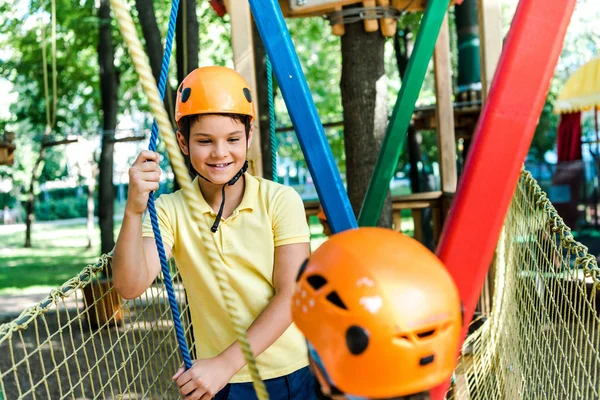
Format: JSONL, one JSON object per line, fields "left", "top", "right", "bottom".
{"left": 136, "top": 162, "right": 161, "bottom": 173}
{"left": 133, "top": 150, "right": 158, "bottom": 165}
{"left": 172, "top": 366, "right": 184, "bottom": 380}
{"left": 134, "top": 172, "right": 161, "bottom": 183}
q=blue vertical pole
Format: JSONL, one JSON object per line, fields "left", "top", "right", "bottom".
{"left": 248, "top": 0, "right": 357, "bottom": 233}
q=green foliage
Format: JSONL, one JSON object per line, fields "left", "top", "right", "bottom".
{"left": 35, "top": 196, "right": 88, "bottom": 221}
{"left": 272, "top": 17, "right": 346, "bottom": 172}
{"left": 530, "top": 90, "right": 560, "bottom": 161}
{"left": 0, "top": 0, "right": 103, "bottom": 203}
{"left": 39, "top": 147, "right": 69, "bottom": 183}
{"left": 0, "top": 0, "right": 100, "bottom": 134}
{"left": 0, "top": 192, "right": 14, "bottom": 209}
{"left": 198, "top": 2, "right": 234, "bottom": 67}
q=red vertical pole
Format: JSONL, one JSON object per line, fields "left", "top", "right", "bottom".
{"left": 430, "top": 0, "right": 577, "bottom": 398}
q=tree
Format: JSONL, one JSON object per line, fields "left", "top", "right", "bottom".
{"left": 340, "top": 9, "right": 392, "bottom": 228}
{"left": 135, "top": 0, "right": 177, "bottom": 125}
{"left": 97, "top": 0, "right": 119, "bottom": 256}
{"left": 0, "top": 0, "right": 99, "bottom": 247}
{"left": 176, "top": 0, "right": 199, "bottom": 83}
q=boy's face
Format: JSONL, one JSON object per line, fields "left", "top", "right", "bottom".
{"left": 177, "top": 114, "right": 252, "bottom": 185}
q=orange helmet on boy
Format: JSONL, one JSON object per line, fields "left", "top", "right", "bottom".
{"left": 175, "top": 66, "right": 255, "bottom": 125}
{"left": 292, "top": 227, "right": 461, "bottom": 399}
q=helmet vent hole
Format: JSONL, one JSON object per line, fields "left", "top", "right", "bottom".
{"left": 306, "top": 274, "right": 327, "bottom": 290}
{"left": 181, "top": 87, "right": 191, "bottom": 102}
{"left": 416, "top": 329, "right": 436, "bottom": 339}
{"left": 419, "top": 354, "right": 435, "bottom": 366}
{"left": 326, "top": 291, "right": 347, "bottom": 310}
{"left": 346, "top": 326, "right": 369, "bottom": 355}
{"left": 243, "top": 87, "right": 252, "bottom": 103}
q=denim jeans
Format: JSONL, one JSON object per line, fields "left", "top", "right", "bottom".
{"left": 214, "top": 366, "right": 318, "bottom": 400}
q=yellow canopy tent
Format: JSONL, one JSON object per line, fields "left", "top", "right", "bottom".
{"left": 554, "top": 57, "right": 600, "bottom": 114}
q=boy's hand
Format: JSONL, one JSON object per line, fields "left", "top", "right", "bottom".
{"left": 172, "top": 356, "right": 236, "bottom": 399}
{"left": 125, "top": 151, "right": 161, "bottom": 216}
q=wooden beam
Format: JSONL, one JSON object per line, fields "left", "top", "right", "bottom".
{"left": 226, "top": 0, "right": 263, "bottom": 177}
{"left": 478, "top": 0, "right": 502, "bottom": 101}
{"left": 41, "top": 138, "right": 79, "bottom": 148}
{"left": 433, "top": 14, "right": 457, "bottom": 194}
{"left": 106, "top": 136, "right": 146, "bottom": 144}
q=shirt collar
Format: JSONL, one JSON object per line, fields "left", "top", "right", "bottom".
{"left": 186, "top": 173, "right": 258, "bottom": 215}
{"left": 237, "top": 173, "right": 258, "bottom": 212}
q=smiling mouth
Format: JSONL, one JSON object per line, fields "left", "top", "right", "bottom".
{"left": 207, "top": 162, "right": 233, "bottom": 169}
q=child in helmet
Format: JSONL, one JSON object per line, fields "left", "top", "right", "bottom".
{"left": 317, "top": 207, "right": 331, "bottom": 237}
{"left": 113, "top": 66, "right": 316, "bottom": 400}
{"left": 292, "top": 227, "right": 462, "bottom": 400}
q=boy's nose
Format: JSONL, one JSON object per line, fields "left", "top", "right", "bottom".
{"left": 211, "top": 143, "right": 227, "bottom": 158}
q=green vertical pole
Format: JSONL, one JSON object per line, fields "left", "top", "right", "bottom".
{"left": 358, "top": 0, "right": 451, "bottom": 226}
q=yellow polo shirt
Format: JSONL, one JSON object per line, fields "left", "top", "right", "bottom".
{"left": 141, "top": 173, "right": 310, "bottom": 382}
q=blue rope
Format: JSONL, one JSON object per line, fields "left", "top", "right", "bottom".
{"left": 146, "top": 0, "right": 193, "bottom": 370}
{"left": 266, "top": 56, "right": 277, "bottom": 183}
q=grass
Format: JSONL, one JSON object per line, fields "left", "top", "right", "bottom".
{"left": 0, "top": 217, "right": 326, "bottom": 294}
{"left": 0, "top": 221, "right": 122, "bottom": 294}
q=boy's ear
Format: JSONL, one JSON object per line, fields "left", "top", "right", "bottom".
{"left": 247, "top": 124, "right": 254, "bottom": 150}
{"left": 176, "top": 130, "right": 189, "bottom": 155}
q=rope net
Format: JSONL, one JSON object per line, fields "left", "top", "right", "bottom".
{"left": 3, "top": 170, "right": 600, "bottom": 399}
{"left": 0, "top": 254, "right": 195, "bottom": 399}
{"left": 450, "top": 170, "right": 600, "bottom": 400}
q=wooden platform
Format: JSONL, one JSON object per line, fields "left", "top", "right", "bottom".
{"left": 304, "top": 190, "right": 451, "bottom": 244}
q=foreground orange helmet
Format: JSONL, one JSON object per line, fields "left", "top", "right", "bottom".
{"left": 293, "top": 227, "right": 461, "bottom": 399}
{"left": 175, "top": 66, "right": 255, "bottom": 126}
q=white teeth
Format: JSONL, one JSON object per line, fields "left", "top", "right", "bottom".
{"left": 210, "top": 163, "right": 230, "bottom": 167}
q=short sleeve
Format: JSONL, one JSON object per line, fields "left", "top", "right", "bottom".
{"left": 271, "top": 187, "right": 310, "bottom": 247}
{"left": 141, "top": 196, "right": 175, "bottom": 249}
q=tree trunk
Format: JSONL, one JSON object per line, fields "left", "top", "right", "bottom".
{"left": 86, "top": 164, "right": 98, "bottom": 250}
{"left": 407, "top": 126, "right": 421, "bottom": 192}
{"left": 176, "top": 0, "right": 199, "bottom": 83}
{"left": 98, "top": 0, "right": 118, "bottom": 256}
{"left": 252, "top": 21, "right": 275, "bottom": 181}
{"left": 172, "top": 0, "right": 198, "bottom": 190}
{"left": 135, "top": 0, "right": 177, "bottom": 125}
{"left": 24, "top": 150, "right": 46, "bottom": 248}
{"left": 340, "top": 16, "right": 392, "bottom": 228}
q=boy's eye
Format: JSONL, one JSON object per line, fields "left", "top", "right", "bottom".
{"left": 228, "top": 138, "right": 240, "bottom": 142}
{"left": 198, "top": 140, "right": 211, "bottom": 144}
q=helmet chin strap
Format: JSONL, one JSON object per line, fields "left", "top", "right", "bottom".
{"left": 209, "top": 160, "right": 248, "bottom": 233}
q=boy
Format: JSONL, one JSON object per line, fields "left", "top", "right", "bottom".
{"left": 317, "top": 207, "right": 331, "bottom": 237}
{"left": 113, "top": 66, "right": 316, "bottom": 400}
